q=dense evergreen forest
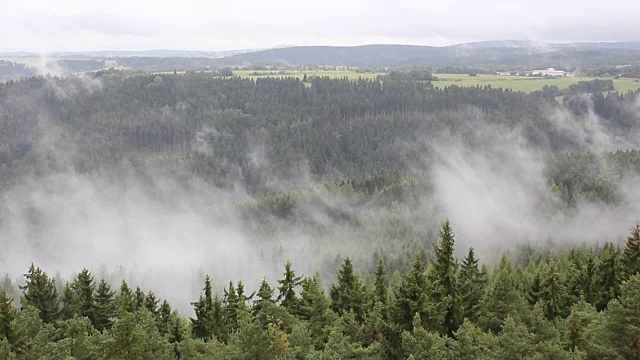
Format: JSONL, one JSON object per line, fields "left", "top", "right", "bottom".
{"left": 1, "top": 71, "right": 640, "bottom": 358}
{"left": 1, "top": 222, "right": 640, "bottom": 359}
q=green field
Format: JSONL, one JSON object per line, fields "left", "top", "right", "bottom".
{"left": 432, "top": 73, "right": 640, "bottom": 93}
{"left": 0, "top": 57, "right": 46, "bottom": 67}
{"left": 233, "top": 70, "right": 640, "bottom": 93}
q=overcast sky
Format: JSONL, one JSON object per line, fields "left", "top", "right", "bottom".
{"left": 3, "top": 0, "right": 640, "bottom": 52}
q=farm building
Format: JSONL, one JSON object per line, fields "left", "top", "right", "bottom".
{"left": 532, "top": 68, "right": 571, "bottom": 77}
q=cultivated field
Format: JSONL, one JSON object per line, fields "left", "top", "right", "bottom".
{"left": 0, "top": 57, "right": 46, "bottom": 67}
{"left": 432, "top": 73, "right": 640, "bottom": 93}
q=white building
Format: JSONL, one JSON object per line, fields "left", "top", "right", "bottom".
{"left": 532, "top": 68, "right": 567, "bottom": 77}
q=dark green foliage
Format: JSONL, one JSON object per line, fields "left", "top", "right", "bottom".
{"left": 157, "top": 300, "right": 172, "bottom": 336}
{"left": 115, "top": 281, "right": 136, "bottom": 313}
{"left": 329, "top": 257, "right": 367, "bottom": 322}
{"left": 70, "top": 269, "right": 95, "bottom": 321}
{"left": 429, "top": 220, "right": 461, "bottom": 336}
{"left": 4, "top": 222, "right": 640, "bottom": 358}
{"left": 92, "top": 280, "right": 116, "bottom": 332}
{"left": 538, "top": 260, "right": 568, "bottom": 320}
{"left": 19, "top": 264, "right": 60, "bottom": 324}
{"left": 277, "top": 261, "right": 303, "bottom": 313}
{"left": 0, "top": 290, "right": 16, "bottom": 344}
{"left": 597, "top": 274, "right": 640, "bottom": 359}
{"left": 144, "top": 291, "right": 159, "bottom": 316}
{"left": 595, "top": 243, "right": 622, "bottom": 311}
{"left": 459, "top": 247, "right": 485, "bottom": 322}
{"left": 623, "top": 224, "right": 640, "bottom": 279}
{"left": 373, "top": 258, "right": 388, "bottom": 307}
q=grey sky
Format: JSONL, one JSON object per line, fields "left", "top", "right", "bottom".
{"left": 4, "top": 0, "right": 640, "bottom": 51}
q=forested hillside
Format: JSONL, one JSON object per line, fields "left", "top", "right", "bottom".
{"left": 224, "top": 42, "right": 640, "bottom": 68}
{"left": 1, "top": 71, "right": 640, "bottom": 358}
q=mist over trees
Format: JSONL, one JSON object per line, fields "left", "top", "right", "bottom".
{"left": 1, "top": 222, "right": 640, "bottom": 358}
{"left": 0, "top": 70, "right": 640, "bottom": 358}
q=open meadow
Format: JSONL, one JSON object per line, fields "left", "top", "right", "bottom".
{"left": 432, "top": 73, "right": 640, "bottom": 93}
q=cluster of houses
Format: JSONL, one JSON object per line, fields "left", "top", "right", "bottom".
{"left": 496, "top": 68, "right": 576, "bottom": 77}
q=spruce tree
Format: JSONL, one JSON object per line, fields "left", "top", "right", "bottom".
{"left": 157, "top": 300, "right": 172, "bottom": 336}
{"left": 430, "top": 220, "right": 461, "bottom": 336}
{"left": 330, "top": 257, "right": 367, "bottom": 322}
{"left": 92, "top": 279, "right": 116, "bottom": 332}
{"left": 253, "top": 279, "right": 274, "bottom": 317}
{"left": 60, "top": 283, "right": 76, "bottom": 320}
{"left": 70, "top": 268, "right": 95, "bottom": 321}
{"left": 478, "top": 256, "right": 524, "bottom": 334}
{"left": 144, "top": 291, "right": 159, "bottom": 317}
{"left": 277, "top": 261, "right": 302, "bottom": 313}
{"left": 134, "top": 287, "right": 145, "bottom": 311}
{"left": 459, "top": 247, "right": 485, "bottom": 322}
{"left": 599, "top": 274, "right": 640, "bottom": 359}
{"left": 223, "top": 281, "right": 240, "bottom": 333}
{"left": 191, "top": 295, "right": 210, "bottom": 340}
{"left": 595, "top": 242, "right": 622, "bottom": 311}
{"left": 538, "top": 260, "right": 567, "bottom": 320}
{"left": 116, "top": 281, "right": 136, "bottom": 313}
{"left": 19, "top": 264, "right": 60, "bottom": 323}
{"left": 373, "top": 258, "right": 388, "bottom": 307}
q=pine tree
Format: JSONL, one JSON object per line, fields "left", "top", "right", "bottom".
{"left": 330, "top": 257, "right": 367, "bottom": 322}
{"left": 401, "top": 313, "right": 453, "bottom": 359}
{"left": 430, "top": 220, "right": 461, "bottom": 336}
{"left": 19, "top": 264, "right": 60, "bottom": 323}
{"left": 0, "top": 337, "right": 16, "bottom": 360}
{"left": 107, "top": 310, "right": 147, "bottom": 359}
{"left": 92, "top": 279, "right": 116, "bottom": 332}
{"left": 623, "top": 223, "right": 640, "bottom": 279}
{"left": 453, "top": 319, "right": 498, "bottom": 360}
{"left": 277, "top": 261, "right": 302, "bottom": 313}
{"left": 459, "top": 247, "right": 485, "bottom": 322}
{"left": 497, "top": 316, "right": 533, "bottom": 360}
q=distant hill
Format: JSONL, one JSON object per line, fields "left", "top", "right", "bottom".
{"left": 223, "top": 41, "right": 640, "bottom": 68}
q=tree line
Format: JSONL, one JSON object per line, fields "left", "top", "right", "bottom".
{"left": 2, "top": 221, "right": 640, "bottom": 359}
